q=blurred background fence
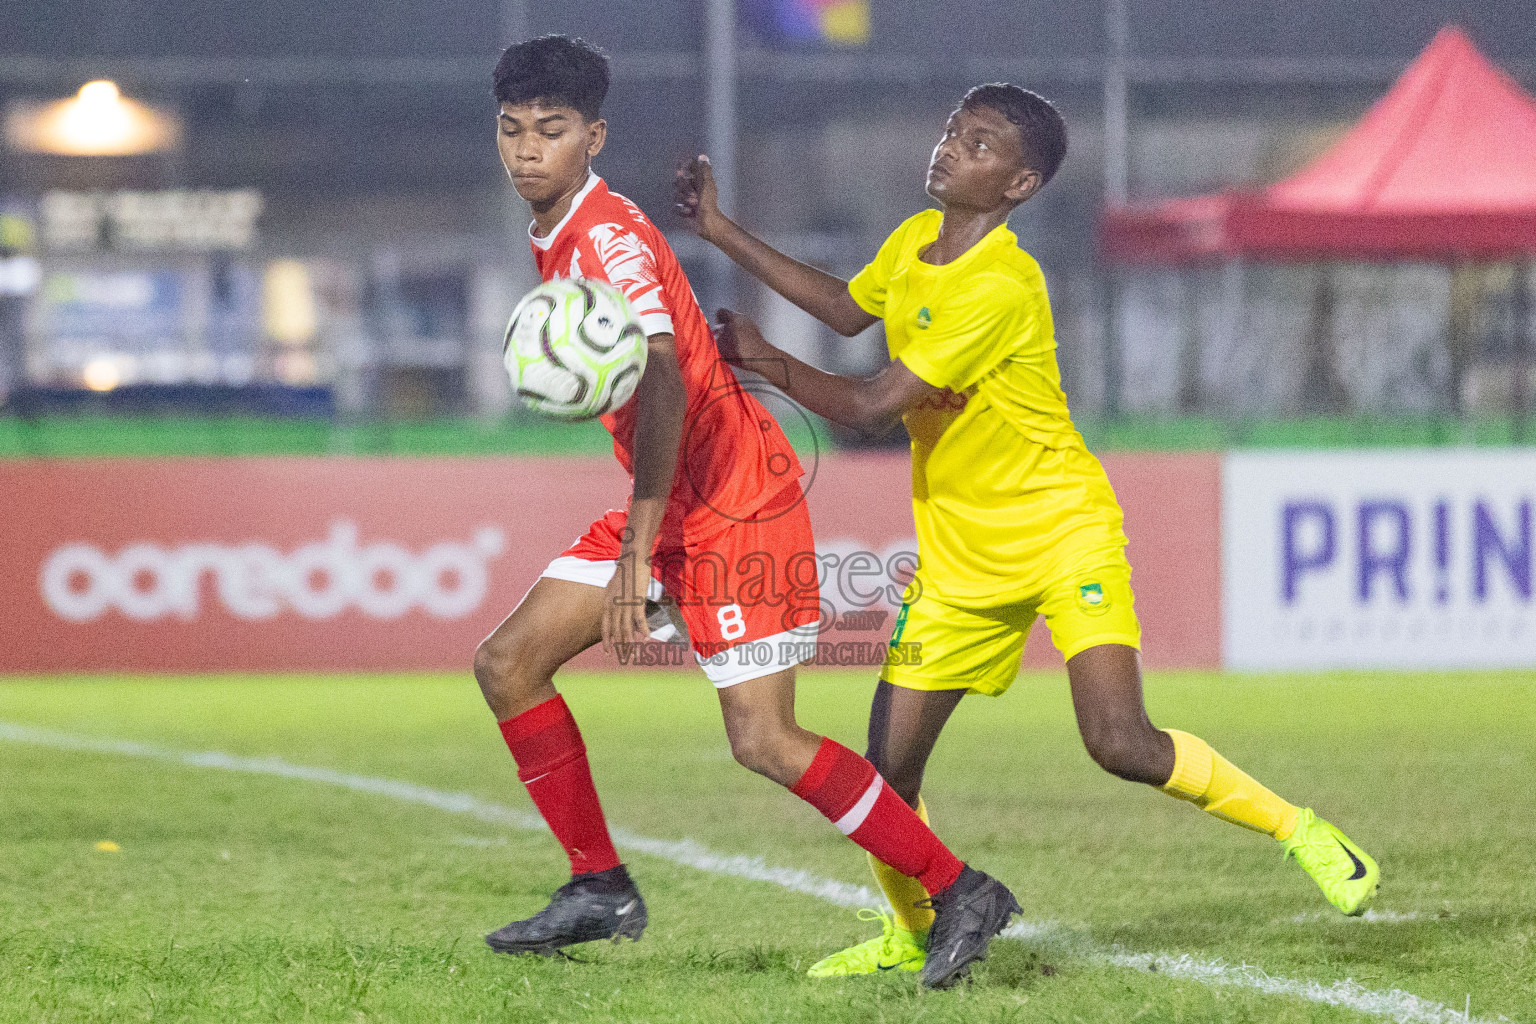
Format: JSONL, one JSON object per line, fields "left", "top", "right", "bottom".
{"left": 2, "top": 0, "right": 1534, "bottom": 452}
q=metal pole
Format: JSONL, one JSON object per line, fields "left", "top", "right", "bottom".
{"left": 486, "top": 0, "right": 536, "bottom": 421}
{"left": 501, "top": 1, "right": 529, "bottom": 44}
{"left": 705, "top": 0, "right": 738, "bottom": 311}
{"left": 1104, "top": 0, "right": 1129, "bottom": 207}
{"left": 499, "top": 0, "right": 532, "bottom": 247}
{"left": 1101, "top": 0, "right": 1129, "bottom": 417}
{"left": 1513, "top": 261, "right": 1531, "bottom": 443}
{"left": 1446, "top": 265, "right": 1475, "bottom": 422}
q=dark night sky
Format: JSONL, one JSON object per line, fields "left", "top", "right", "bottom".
{"left": 7, "top": 1, "right": 1535, "bottom": 61}
{"left": 4, "top": 1, "right": 1533, "bottom": 231}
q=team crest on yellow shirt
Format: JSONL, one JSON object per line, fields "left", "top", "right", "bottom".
{"left": 1077, "top": 581, "right": 1111, "bottom": 615}
{"left": 915, "top": 306, "right": 932, "bottom": 329}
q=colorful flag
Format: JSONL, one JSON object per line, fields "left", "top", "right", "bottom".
{"left": 744, "top": 0, "right": 871, "bottom": 47}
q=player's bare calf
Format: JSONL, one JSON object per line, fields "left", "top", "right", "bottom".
{"left": 1066, "top": 644, "right": 1176, "bottom": 785}
{"left": 715, "top": 669, "right": 822, "bottom": 787}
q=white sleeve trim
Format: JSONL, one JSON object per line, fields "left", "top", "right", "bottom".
{"left": 639, "top": 310, "right": 675, "bottom": 336}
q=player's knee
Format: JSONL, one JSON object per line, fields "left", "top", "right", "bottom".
{"left": 1082, "top": 720, "right": 1162, "bottom": 783}
{"left": 472, "top": 637, "right": 501, "bottom": 689}
{"left": 727, "top": 728, "right": 775, "bottom": 777}
{"left": 726, "top": 723, "right": 802, "bottom": 783}
{"left": 474, "top": 632, "right": 531, "bottom": 702}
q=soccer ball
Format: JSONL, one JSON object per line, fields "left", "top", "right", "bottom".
{"left": 503, "top": 278, "right": 648, "bottom": 420}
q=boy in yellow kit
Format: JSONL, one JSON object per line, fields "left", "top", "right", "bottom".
{"left": 676, "top": 83, "right": 1378, "bottom": 976}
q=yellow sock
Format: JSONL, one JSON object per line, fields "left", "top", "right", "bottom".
{"left": 870, "top": 796, "right": 935, "bottom": 936}
{"left": 1161, "top": 730, "right": 1301, "bottom": 840}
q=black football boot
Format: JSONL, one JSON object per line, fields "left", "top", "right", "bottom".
{"left": 485, "top": 865, "right": 647, "bottom": 955}
{"left": 919, "top": 865, "right": 1021, "bottom": 988}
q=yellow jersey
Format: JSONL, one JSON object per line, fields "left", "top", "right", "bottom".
{"left": 848, "top": 208, "right": 1126, "bottom": 604}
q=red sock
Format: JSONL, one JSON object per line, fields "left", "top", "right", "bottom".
{"left": 499, "top": 695, "right": 621, "bottom": 877}
{"left": 791, "top": 738, "right": 964, "bottom": 895}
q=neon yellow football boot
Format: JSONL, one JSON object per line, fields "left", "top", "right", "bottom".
{"left": 1281, "top": 808, "right": 1380, "bottom": 915}
{"left": 807, "top": 909, "right": 926, "bottom": 977}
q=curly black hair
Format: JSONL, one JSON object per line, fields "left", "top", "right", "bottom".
{"left": 493, "top": 35, "right": 610, "bottom": 121}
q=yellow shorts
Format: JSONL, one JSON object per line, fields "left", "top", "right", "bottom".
{"left": 879, "top": 546, "right": 1141, "bottom": 696}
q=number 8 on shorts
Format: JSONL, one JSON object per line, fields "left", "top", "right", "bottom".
{"left": 717, "top": 603, "right": 747, "bottom": 640}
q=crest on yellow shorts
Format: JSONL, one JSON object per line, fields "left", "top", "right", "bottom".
{"left": 1077, "top": 582, "right": 1110, "bottom": 615}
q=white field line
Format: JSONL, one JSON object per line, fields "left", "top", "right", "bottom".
{"left": 1287, "top": 909, "right": 1429, "bottom": 925}
{"left": 0, "top": 721, "right": 1501, "bottom": 1024}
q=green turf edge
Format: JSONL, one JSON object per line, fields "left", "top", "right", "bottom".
{"left": 2, "top": 413, "right": 1532, "bottom": 459}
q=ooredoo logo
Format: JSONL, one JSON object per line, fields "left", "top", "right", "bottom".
{"left": 39, "top": 522, "right": 505, "bottom": 623}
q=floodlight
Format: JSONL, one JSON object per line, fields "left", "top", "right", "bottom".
{"left": 4, "top": 80, "right": 181, "bottom": 156}
{"left": 82, "top": 356, "right": 123, "bottom": 392}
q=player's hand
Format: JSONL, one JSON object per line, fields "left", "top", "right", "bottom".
{"left": 713, "top": 308, "right": 773, "bottom": 369}
{"left": 674, "top": 155, "right": 722, "bottom": 240}
{"left": 602, "top": 550, "right": 651, "bottom": 653}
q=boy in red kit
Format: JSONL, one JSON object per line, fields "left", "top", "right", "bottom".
{"left": 472, "top": 35, "right": 1019, "bottom": 988}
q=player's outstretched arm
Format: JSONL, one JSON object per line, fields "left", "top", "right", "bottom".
{"left": 604, "top": 332, "right": 686, "bottom": 652}
{"left": 675, "top": 156, "right": 877, "bottom": 338}
{"left": 716, "top": 310, "right": 939, "bottom": 437}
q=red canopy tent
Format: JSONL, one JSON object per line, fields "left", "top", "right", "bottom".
{"left": 1100, "top": 27, "right": 1536, "bottom": 266}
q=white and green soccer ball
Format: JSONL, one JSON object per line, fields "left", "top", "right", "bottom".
{"left": 503, "top": 278, "right": 648, "bottom": 420}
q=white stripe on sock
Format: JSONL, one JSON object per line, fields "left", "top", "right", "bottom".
{"left": 833, "top": 775, "right": 883, "bottom": 836}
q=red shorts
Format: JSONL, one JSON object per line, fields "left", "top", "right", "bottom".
{"left": 540, "top": 483, "right": 823, "bottom": 687}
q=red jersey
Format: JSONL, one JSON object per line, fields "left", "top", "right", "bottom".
{"left": 530, "top": 173, "right": 805, "bottom": 546}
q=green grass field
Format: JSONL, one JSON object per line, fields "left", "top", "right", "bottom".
{"left": 1, "top": 670, "right": 1531, "bottom": 1024}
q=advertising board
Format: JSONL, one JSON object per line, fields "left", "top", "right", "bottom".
{"left": 0, "top": 452, "right": 1220, "bottom": 675}
{"left": 1223, "top": 450, "right": 1535, "bottom": 669}
{"left": 0, "top": 458, "right": 629, "bottom": 673}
